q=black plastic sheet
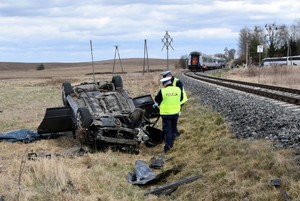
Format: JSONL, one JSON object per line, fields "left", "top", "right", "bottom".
{"left": 0, "top": 129, "right": 60, "bottom": 143}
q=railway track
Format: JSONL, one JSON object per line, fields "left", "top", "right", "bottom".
{"left": 184, "top": 71, "right": 300, "bottom": 106}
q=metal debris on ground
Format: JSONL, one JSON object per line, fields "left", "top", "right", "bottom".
{"left": 27, "top": 151, "right": 63, "bottom": 161}
{"left": 26, "top": 146, "right": 88, "bottom": 161}
{"left": 144, "top": 175, "right": 202, "bottom": 196}
{"left": 62, "top": 146, "right": 89, "bottom": 158}
{"left": 270, "top": 178, "right": 281, "bottom": 188}
{"left": 127, "top": 160, "right": 156, "bottom": 185}
{"left": 270, "top": 178, "right": 292, "bottom": 201}
{"left": 149, "top": 155, "right": 165, "bottom": 169}
{"left": 142, "top": 163, "right": 186, "bottom": 186}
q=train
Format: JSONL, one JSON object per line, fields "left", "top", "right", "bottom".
{"left": 262, "top": 55, "right": 300, "bottom": 67}
{"left": 188, "top": 51, "right": 226, "bottom": 72}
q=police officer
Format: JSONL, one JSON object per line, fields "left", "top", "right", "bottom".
{"left": 161, "top": 70, "right": 188, "bottom": 105}
{"left": 154, "top": 77, "right": 182, "bottom": 153}
{"left": 161, "top": 70, "right": 188, "bottom": 138}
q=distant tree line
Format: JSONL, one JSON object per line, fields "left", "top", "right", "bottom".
{"left": 237, "top": 19, "right": 300, "bottom": 66}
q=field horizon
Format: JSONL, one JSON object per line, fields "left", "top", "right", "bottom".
{"left": 0, "top": 58, "right": 179, "bottom": 70}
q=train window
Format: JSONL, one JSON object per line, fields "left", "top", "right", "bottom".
{"left": 191, "top": 56, "right": 198, "bottom": 65}
{"left": 289, "top": 56, "right": 300, "bottom": 60}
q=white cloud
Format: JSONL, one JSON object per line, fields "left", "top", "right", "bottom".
{"left": 0, "top": 0, "right": 299, "bottom": 62}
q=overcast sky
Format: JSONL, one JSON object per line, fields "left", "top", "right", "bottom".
{"left": 0, "top": 0, "right": 299, "bottom": 63}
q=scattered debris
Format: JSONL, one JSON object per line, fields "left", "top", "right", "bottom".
{"left": 270, "top": 178, "right": 281, "bottom": 188}
{"left": 127, "top": 160, "right": 156, "bottom": 185}
{"left": 144, "top": 163, "right": 186, "bottom": 186}
{"left": 127, "top": 156, "right": 187, "bottom": 187}
{"left": 149, "top": 155, "right": 165, "bottom": 169}
{"left": 27, "top": 151, "right": 63, "bottom": 161}
{"left": 0, "top": 129, "right": 63, "bottom": 143}
{"left": 26, "top": 146, "right": 89, "bottom": 161}
{"left": 144, "top": 175, "right": 202, "bottom": 196}
{"left": 270, "top": 178, "right": 292, "bottom": 201}
{"left": 27, "top": 151, "right": 38, "bottom": 161}
{"left": 280, "top": 191, "right": 292, "bottom": 201}
{"left": 62, "top": 146, "right": 89, "bottom": 158}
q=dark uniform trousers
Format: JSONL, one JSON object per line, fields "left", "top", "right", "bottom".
{"left": 162, "top": 113, "right": 179, "bottom": 152}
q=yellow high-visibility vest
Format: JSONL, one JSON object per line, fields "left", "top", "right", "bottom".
{"left": 160, "top": 86, "right": 181, "bottom": 115}
{"left": 173, "top": 77, "right": 188, "bottom": 105}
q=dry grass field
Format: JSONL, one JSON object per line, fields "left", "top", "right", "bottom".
{"left": 224, "top": 65, "right": 300, "bottom": 90}
{"left": 1, "top": 60, "right": 300, "bottom": 200}
{"left": 0, "top": 59, "right": 178, "bottom": 132}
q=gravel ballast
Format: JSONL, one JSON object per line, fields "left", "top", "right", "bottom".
{"left": 177, "top": 73, "right": 300, "bottom": 153}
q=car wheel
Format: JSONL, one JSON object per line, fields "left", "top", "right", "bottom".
{"left": 62, "top": 82, "right": 73, "bottom": 106}
{"left": 112, "top": 75, "right": 123, "bottom": 90}
{"left": 130, "top": 108, "right": 145, "bottom": 128}
{"left": 76, "top": 107, "right": 92, "bottom": 129}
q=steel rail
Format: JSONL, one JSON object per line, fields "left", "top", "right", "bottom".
{"left": 194, "top": 72, "right": 300, "bottom": 95}
{"left": 184, "top": 72, "right": 300, "bottom": 105}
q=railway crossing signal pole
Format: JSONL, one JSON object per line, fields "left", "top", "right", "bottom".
{"left": 143, "top": 39, "right": 150, "bottom": 75}
{"left": 112, "top": 45, "right": 124, "bottom": 74}
{"left": 161, "top": 31, "right": 174, "bottom": 70}
{"left": 257, "top": 45, "right": 263, "bottom": 66}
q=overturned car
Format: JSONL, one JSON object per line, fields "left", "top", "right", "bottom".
{"left": 38, "top": 75, "right": 163, "bottom": 154}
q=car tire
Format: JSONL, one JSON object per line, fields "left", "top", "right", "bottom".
{"left": 130, "top": 108, "right": 145, "bottom": 128}
{"left": 112, "top": 75, "right": 123, "bottom": 90}
{"left": 77, "top": 107, "right": 92, "bottom": 129}
{"left": 62, "top": 82, "right": 73, "bottom": 106}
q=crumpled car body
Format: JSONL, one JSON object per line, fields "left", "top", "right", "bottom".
{"left": 38, "top": 75, "right": 161, "bottom": 154}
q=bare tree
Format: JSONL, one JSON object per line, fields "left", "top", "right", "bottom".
{"left": 237, "top": 19, "right": 300, "bottom": 65}
{"left": 228, "top": 49, "right": 236, "bottom": 60}
{"left": 264, "top": 23, "right": 287, "bottom": 57}
{"left": 291, "top": 20, "right": 300, "bottom": 55}
{"left": 293, "top": 19, "right": 300, "bottom": 40}
{"left": 238, "top": 27, "right": 251, "bottom": 59}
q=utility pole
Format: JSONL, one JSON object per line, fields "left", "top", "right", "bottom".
{"left": 90, "top": 40, "right": 96, "bottom": 83}
{"left": 287, "top": 39, "right": 291, "bottom": 66}
{"left": 161, "top": 31, "right": 174, "bottom": 70}
{"left": 245, "top": 43, "right": 249, "bottom": 67}
{"left": 112, "top": 45, "right": 124, "bottom": 74}
{"left": 143, "top": 39, "right": 149, "bottom": 75}
{"left": 245, "top": 33, "right": 250, "bottom": 68}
